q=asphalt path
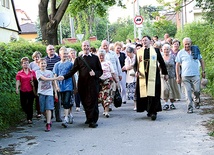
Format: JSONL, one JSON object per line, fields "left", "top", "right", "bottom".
{"left": 0, "top": 95, "right": 214, "bottom": 155}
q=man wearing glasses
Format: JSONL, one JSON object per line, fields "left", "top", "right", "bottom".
{"left": 45, "top": 45, "right": 61, "bottom": 122}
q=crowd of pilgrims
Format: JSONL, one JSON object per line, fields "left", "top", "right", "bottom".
{"left": 15, "top": 33, "right": 205, "bottom": 131}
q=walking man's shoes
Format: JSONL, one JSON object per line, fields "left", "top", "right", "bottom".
{"left": 151, "top": 114, "right": 157, "bottom": 121}
{"left": 89, "top": 122, "right": 98, "bottom": 128}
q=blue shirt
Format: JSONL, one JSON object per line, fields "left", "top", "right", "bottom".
{"left": 175, "top": 49, "right": 202, "bottom": 76}
{"left": 53, "top": 61, "right": 73, "bottom": 92}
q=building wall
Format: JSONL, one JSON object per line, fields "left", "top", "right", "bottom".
{"left": 0, "top": 0, "right": 20, "bottom": 42}
{"left": 19, "top": 33, "right": 37, "bottom": 41}
{"left": 182, "top": 0, "right": 203, "bottom": 24}
{"left": 0, "top": 1, "right": 19, "bottom": 31}
{"left": 0, "top": 28, "right": 19, "bottom": 43}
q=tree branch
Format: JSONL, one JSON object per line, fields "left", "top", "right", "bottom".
{"left": 53, "top": 0, "right": 71, "bottom": 24}
{"left": 51, "top": 0, "right": 57, "bottom": 19}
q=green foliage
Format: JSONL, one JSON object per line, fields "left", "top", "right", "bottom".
{"left": 152, "top": 20, "right": 177, "bottom": 38}
{"left": 0, "top": 92, "right": 25, "bottom": 130}
{"left": 142, "top": 19, "right": 177, "bottom": 39}
{"left": 140, "top": 5, "right": 163, "bottom": 20}
{"left": 110, "top": 18, "right": 134, "bottom": 42}
{"left": 175, "top": 22, "right": 214, "bottom": 96}
{"left": 66, "top": 0, "right": 124, "bottom": 41}
{"left": 95, "top": 17, "right": 109, "bottom": 41}
{"left": 0, "top": 41, "right": 46, "bottom": 93}
{"left": 68, "top": 0, "right": 120, "bottom": 17}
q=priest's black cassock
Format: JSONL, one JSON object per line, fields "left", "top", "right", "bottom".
{"left": 64, "top": 54, "right": 103, "bottom": 124}
{"left": 134, "top": 48, "right": 168, "bottom": 116}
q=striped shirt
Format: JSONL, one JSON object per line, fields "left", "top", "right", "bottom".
{"left": 45, "top": 55, "right": 60, "bottom": 71}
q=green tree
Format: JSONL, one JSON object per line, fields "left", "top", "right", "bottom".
{"left": 152, "top": 19, "right": 177, "bottom": 38}
{"left": 140, "top": 5, "right": 163, "bottom": 20}
{"left": 196, "top": 0, "right": 214, "bottom": 23}
{"left": 38, "top": 0, "right": 124, "bottom": 45}
{"left": 95, "top": 17, "right": 109, "bottom": 41}
{"left": 110, "top": 18, "right": 134, "bottom": 42}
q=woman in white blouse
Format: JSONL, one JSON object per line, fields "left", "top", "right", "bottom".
{"left": 122, "top": 47, "right": 137, "bottom": 110}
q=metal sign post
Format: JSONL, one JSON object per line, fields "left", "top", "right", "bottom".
{"left": 134, "top": 16, "right": 143, "bottom": 39}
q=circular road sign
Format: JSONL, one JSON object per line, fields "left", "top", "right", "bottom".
{"left": 134, "top": 16, "right": 143, "bottom": 25}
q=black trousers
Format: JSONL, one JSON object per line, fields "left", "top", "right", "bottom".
{"left": 20, "top": 90, "right": 34, "bottom": 120}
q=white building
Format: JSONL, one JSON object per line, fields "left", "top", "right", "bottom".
{"left": 0, "top": 0, "right": 21, "bottom": 43}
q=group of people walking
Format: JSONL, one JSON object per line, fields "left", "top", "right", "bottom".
{"left": 15, "top": 35, "right": 206, "bottom": 132}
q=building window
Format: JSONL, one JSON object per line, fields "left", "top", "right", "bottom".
{"left": 5, "top": 0, "right": 9, "bottom": 8}
{"left": 1, "top": 0, "right": 5, "bottom": 7}
{"left": 1, "top": 0, "right": 9, "bottom": 8}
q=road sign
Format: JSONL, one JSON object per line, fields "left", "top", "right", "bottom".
{"left": 76, "top": 34, "right": 84, "bottom": 41}
{"left": 134, "top": 16, "right": 143, "bottom": 25}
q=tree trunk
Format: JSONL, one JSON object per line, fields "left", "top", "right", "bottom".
{"left": 38, "top": 0, "right": 71, "bottom": 45}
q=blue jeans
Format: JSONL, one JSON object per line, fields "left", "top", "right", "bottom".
{"left": 182, "top": 76, "right": 200, "bottom": 110}
{"left": 58, "top": 91, "right": 72, "bottom": 109}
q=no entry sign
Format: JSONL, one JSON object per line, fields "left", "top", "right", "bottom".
{"left": 134, "top": 16, "right": 143, "bottom": 25}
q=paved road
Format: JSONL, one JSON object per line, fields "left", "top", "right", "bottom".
{"left": 0, "top": 95, "right": 214, "bottom": 155}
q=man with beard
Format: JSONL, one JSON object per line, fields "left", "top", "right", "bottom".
{"left": 134, "top": 35, "right": 168, "bottom": 121}
{"left": 58, "top": 41, "right": 103, "bottom": 128}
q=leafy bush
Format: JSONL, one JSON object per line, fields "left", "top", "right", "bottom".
{"left": 0, "top": 41, "right": 46, "bottom": 93}
{"left": 0, "top": 93, "right": 25, "bottom": 130}
{"left": 143, "top": 19, "right": 177, "bottom": 39}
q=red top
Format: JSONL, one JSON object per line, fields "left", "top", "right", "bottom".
{"left": 16, "top": 69, "right": 36, "bottom": 92}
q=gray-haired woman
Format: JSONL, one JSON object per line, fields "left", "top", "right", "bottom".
{"left": 122, "top": 47, "right": 137, "bottom": 110}
{"left": 97, "top": 49, "right": 117, "bottom": 117}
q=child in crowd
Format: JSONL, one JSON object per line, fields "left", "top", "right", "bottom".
{"left": 53, "top": 47, "right": 76, "bottom": 128}
{"left": 36, "top": 58, "right": 59, "bottom": 132}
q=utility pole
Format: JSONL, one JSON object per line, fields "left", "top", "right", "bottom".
{"left": 59, "top": 22, "right": 62, "bottom": 44}
{"left": 136, "top": 0, "right": 142, "bottom": 39}
{"left": 133, "top": 1, "right": 136, "bottom": 39}
{"left": 69, "top": 15, "right": 75, "bottom": 38}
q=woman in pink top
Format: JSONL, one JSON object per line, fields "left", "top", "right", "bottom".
{"left": 98, "top": 49, "right": 117, "bottom": 117}
{"left": 16, "top": 57, "right": 36, "bottom": 124}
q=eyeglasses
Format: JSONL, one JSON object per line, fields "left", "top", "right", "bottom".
{"left": 49, "top": 48, "right": 54, "bottom": 50}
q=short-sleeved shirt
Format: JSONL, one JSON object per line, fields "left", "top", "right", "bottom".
{"left": 36, "top": 70, "right": 54, "bottom": 96}
{"left": 29, "top": 61, "right": 40, "bottom": 71}
{"left": 175, "top": 49, "right": 202, "bottom": 76}
{"left": 45, "top": 55, "right": 61, "bottom": 71}
{"left": 164, "top": 54, "right": 176, "bottom": 78}
{"left": 99, "top": 61, "right": 115, "bottom": 80}
{"left": 53, "top": 61, "right": 73, "bottom": 92}
{"left": 16, "top": 69, "right": 36, "bottom": 92}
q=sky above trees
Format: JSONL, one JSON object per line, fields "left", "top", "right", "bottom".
{"left": 14, "top": 0, "right": 160, "bottom": 23}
